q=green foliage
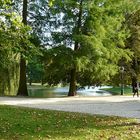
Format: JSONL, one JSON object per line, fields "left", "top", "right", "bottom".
{"left": 43, "top": 0, "right": 136, "bottom": 86}
{"left": 120, "top": 6, "right": 140, "bottom": 84}
{"left": 0, "top": 0, "right": 139, "bottom": 90}
{"left": 0, "top": 0, "right": 41, "bottom": 64}
{"left": 0, "top": 0, "right": 21, "bottom": 95}
{"left": 0, "top": 105, "right": 139, "bottom": 139}
{"left": 27, "top": 56, "right": 44, "bottom": 84}
{"left": 0, "top": 0, "right": 37, "bottom": 95}
{"left": 43, "top": 46, "right": 73, "bottom": 85}
{"left": 0, "top": 4, "right": 32, "bottom": 68}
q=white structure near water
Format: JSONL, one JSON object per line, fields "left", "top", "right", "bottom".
{"left": 54, "top": 86, "right": 112, "bottom": 96}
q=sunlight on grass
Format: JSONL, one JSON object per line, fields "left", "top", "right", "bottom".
{"left": 0, "top": 105, "right": 140, "bottom": 140}
{"left": 102, "top": 87, "right": 132, "bottom": 95}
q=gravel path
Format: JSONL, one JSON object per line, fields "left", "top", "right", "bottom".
{"left": 0, "top": 96, "right": 140, "bottom": 119}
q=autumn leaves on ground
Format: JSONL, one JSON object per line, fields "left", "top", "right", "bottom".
{"left": 0, "top": 105, "right": 140, "bottom": 140}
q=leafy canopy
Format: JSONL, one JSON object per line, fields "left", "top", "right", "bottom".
{"left": 43, "top": 0, "right": 136, "bottom": 85}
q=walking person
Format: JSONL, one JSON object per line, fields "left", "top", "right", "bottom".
{"left": 133, "top": 82, "right": 139, "bottom": 97}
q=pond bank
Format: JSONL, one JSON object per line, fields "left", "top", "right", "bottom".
{"left": 28, "top": 85, "right": 112, "bottom": 98}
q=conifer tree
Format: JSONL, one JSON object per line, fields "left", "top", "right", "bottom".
{"left": 125, "top": 8, "right": 140, "bottom": 91}
{"left": 46, "top": 0, "right": 136, "bottom": 96}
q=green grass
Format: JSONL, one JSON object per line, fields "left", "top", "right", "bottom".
{"left": 0, "top": 105, "right": 140, "bottom": 140}
{"left": 101, "top": 86, "right": 132, "bottom": 95}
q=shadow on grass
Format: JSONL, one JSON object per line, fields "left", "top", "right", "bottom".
{"left": 0, "top": 105, "right": 140, "bottom": 139}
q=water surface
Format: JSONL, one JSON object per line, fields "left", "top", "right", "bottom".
{"left": 28, "top": 86, "right": 112, "bottom": 98}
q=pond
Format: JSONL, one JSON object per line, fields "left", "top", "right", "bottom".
{"left": 28, "top": 85, "right": 112, "bottom": 98}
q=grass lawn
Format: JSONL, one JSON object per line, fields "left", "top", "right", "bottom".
{"left": 0, "top": 106, "right": 140, "bottom": 140}
{"left": 101, "top": 86, "right": 132, "bottom": 95}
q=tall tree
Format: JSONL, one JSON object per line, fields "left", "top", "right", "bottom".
{"left": 125, "top": 8, "right": 140, "bottom": 91}
{"left": 10, "top": 0, "right": 137, "bottom": 97}
{"left": 17, "top": 0, "right": 28, "bottom": 96}
{"left": 45, "top": 0, "right": 136, "bottom": 96}
{"left": 0, "top": 0, "right": 32, "bottom": 95}
{"left": 68, "top": 0, "right": 83, "bottom": 96}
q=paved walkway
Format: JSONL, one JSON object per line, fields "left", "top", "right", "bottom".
{"left": 0, "top": 96, "right": 140, "bottom": 119}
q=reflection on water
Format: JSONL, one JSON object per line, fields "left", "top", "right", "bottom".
{"left": 28, "top": 87, "right": 67, "bottom": 98}
{"left": 28, "top": 86, "right": 112, "bottom": 98}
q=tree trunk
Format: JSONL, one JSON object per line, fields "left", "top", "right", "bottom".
{"left": 68, "top": 68, "right": 77, "bottom": 96}
{"left": 22, "top": 0, "right": 27, "bottom": 25}
{"left": 17, "top": 57, "right": 28, "bottom": 96}
{"left": 17, "top": 0, "right": 28, "bottom": 96}
{"left": 68, "top": 0, "right": 83, "bottom": 96}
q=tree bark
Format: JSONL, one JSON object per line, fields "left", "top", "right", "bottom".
{"left": 68, "top": 68, "right": 77, "bottom": 96}
{"left": 17, "top": 57, "right": 28, "bottom": 96}
{"left": 22, "top": 0, "right": 27, "bottom": 25}
{"left": 68, "top": 0, "right": 83, "bottom": 96}
{"left": 17, "top": 0, "right": 28, "bottom": 96}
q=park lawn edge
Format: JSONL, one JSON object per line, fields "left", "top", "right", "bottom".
{"left": 101, "top": 86, "right": 133, "bottom": 95}
{"left": 0, "top": 105, "right": 140, "bottom": 140}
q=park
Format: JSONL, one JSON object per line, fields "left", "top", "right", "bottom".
{"left": 0, "top": 0, "right": 140, "bottom": 139}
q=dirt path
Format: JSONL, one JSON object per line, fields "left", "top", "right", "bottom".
{"left": 0, "top": 96, "right": 140, "bottom": 119}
